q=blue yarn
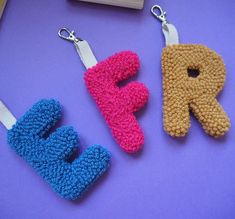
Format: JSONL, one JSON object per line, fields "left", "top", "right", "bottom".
{"left": 7, "top": 99, "right": 111, "bottom": 200}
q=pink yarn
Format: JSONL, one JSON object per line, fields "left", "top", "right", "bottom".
{"left": 84, "top": 51, "right": 149, "bottom": 153}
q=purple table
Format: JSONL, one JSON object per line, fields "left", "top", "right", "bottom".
{"left": 0, "top": 0, "right": 235, "bottom": 218}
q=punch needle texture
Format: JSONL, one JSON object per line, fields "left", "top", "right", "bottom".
{"left": 161, "top": 44, "right": 230, "bottom": 137}
{"left": 7, "top": 99, "right": 111, "bottom": 200}
{"left": 85, "top": 51, "right": 149, "bottom": 153}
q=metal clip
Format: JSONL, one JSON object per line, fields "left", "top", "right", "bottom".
{"left": 58, "top": 27, "right": 98, "bottom": 69}
{"left": 151, "top": 5, "right": 167, "bottom": 23}
{"left": 58, "top": 28, "right": 82, "bottom": 43}
{"left": 150, "top": 4, "right": 179, "bottom": 45}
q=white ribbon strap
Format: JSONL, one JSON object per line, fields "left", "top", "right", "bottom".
{"left": 74, "top": 40, "right": 98, "bottom": 69}
{"left": 162, "top": 22, "right": 179, "bottom": 46}
{"left": 151, "top": 5, "right": 180, "bottom": 46}
{"left": 58, "top": 28, "right": 98, "bottom": 70}
{"left": 0, "top": 101, "right": 17, "bottom": 130}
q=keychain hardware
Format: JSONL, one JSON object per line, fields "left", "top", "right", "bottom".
{"left": 58, "top": 27, "right": 98, "bottom": 69}
{"left": 151, "top": 5, "right": 167, "bottom": 23}
{"left": 58, "top": 28, "right": 82, "bottom": 43}
{"left": 151, "top": 5, "right": 179, "bottom": 46}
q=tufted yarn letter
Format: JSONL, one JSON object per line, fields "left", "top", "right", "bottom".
{"left": 7, "top": 99, "right": 110, "bottom": 200}
{"left": 84, "top": 51, "right": 149, "bottom": 153}
{"left": 161, "top": 44, "right": 230, "bottom": 137}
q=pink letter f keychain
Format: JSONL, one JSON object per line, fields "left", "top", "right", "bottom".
{"left": 58, "top": 28, "right": 149, "bottom": 153}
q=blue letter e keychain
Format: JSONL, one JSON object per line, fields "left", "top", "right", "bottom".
{"left": 0, "top": 99, "right": 110, "bottom": 200}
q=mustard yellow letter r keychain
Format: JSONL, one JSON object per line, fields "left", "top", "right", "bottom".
{"left": 151, "top": 5, "right": 231, "bottom": 138}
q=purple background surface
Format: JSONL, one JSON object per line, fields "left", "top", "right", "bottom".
{"left": 0, "top": 0, "right": 235, "bottom": 218}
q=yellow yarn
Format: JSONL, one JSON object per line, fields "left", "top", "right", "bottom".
{"left": 161, "top": 44, "right": 230, "bottom": 137}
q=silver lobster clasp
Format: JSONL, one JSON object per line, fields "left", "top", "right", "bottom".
{"left": 151, "top": 5, "right": 167, "bottom": 23}
{"left": 58, "top": 28, "right": 82, "bottom": 43}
